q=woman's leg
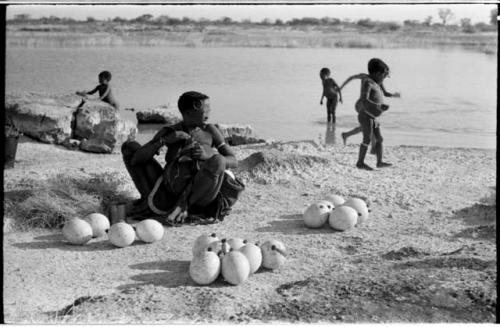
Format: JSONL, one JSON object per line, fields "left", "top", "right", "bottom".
{"left": 188, "top": 155, "right": 226, "bottom": 207}
{"left": 121, "top": 141, "right": 163, "bottom": 201}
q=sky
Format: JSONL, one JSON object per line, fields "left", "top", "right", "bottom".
{"left": 6, "top": 3, "right": 497, "bottom": 24}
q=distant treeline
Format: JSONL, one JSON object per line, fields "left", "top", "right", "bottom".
{"left": 8, "top": 8, "right": 498, "bottom": 34}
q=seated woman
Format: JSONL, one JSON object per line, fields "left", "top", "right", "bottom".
{"left": 121, "top": 91, "right": 243, "bottom": 225}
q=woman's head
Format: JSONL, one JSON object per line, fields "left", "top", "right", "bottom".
{"left": 178, "top": 91, "right": 211, "bottom": 126}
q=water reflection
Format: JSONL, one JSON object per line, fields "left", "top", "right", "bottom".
{"left": 325, "top": 123, "right": 336, "bottom": 146}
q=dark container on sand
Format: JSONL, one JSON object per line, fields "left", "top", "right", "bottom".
{"left": 5, "top": 136, "right": 19, "bottom": 169}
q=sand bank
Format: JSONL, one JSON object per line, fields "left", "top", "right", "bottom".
{"left": 3, "top": 137, "right": 496, "bottom": 323}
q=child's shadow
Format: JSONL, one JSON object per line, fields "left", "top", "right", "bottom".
{"left": 255, "top": 214, "right": 338, "bottom": 235}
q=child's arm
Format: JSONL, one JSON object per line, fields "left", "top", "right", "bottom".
{"left": 339, "top": 73, "right": 368, "bottom": 90}
{"left": 380, "top": 83, "right": 401, "bottom": 98}
{"left": 332, "top": 79, "right": 343, "bottom": 103}
{"left": 76, "top": 86, "right": 99, "bottom": 97}
{"left": 320, "top": 93, "right": 325, "bottom": 105}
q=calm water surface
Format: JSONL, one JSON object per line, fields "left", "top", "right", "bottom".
{"left": 6, "top": 47, "right": 496, "bottom": 149}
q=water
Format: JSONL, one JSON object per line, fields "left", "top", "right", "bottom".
{"left": 6, "top": 47, "right": 496, "bottom": 149}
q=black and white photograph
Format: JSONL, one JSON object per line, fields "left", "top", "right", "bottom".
{"left": 3, "top": 0, "right": 497, "bottom": 323}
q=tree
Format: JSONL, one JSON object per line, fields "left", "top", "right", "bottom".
{"left": 423, "top": 16, "right": 433, "bottom": 26}
{"left": 134, "top": 14, "right": 153, "bottom": 23}
{"left": 438, "top": 8, "right": 454, "bottom": 25}
{"left": 220, "top": 17, "right": 233, "bottom": 25}
{"left": 403, "top": 19, "right": 419, "bottom": 27}
{"left": 86, "top": 16, "right": 95, "bottom": 22}
{"left": 357, "top": 18, "right": 375, "bottom": 29}
{"left": 490, "top": 8, "right": 498, "bottom": 26}
{"left": 460, "top": 18, "right": 475, "bottom": 33}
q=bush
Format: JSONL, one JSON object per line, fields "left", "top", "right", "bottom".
{"left": 357, "top": 18, "right": 376, "bottom": 29}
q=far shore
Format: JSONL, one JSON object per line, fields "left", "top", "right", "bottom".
{"left": 6, "top": 25, "right": 497, "bottom": 54}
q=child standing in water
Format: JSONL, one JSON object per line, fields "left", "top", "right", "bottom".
{"left": 76, "top": 70, "right": 119, "bottom": 110}
{"left": 319, "top": 68, "right": 343, "bottom": 124}
{"left": 339, "top": 62, "right": 400, "bottom": 150}
{"left": 351, "top": 58, "right": 396, "bottom": 170}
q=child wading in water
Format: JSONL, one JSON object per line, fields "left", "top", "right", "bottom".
{"left": 349, "top": 58, "right": 397, "bottom": 170}
{"left": 319, "top": 68, "right": 343, "bottom": 124}
{"left": 76, "top": 70, "right": 119, "bottom": 110}
{"left": 339, "top": 62, "right": 400, "bottom": 148}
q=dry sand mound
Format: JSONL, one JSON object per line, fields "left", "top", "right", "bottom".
{"left": 238, "top": 150, "right": 329, "bottom": 179}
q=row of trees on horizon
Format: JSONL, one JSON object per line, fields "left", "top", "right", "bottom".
{"left": 9, "top": 8, "right": 497, "bottom": 33}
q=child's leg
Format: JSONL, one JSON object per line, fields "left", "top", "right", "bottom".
{"left": 329, "top": 97, "right": 338, "bottom": 124}
{"left": 341, "top": 126, "right": 362, "bottom": 145}
{"left": 373, "top": 125, "right": 392, "bottom": 167}
{"left": 326, "top": 99, "right": 333, "bottom": 123}
{"left": 370, "top": 130, "right": 377, "bottom": 154}
{"left": 356, "top": 115, "right": 374, "bottom": 170}
{"left": 121, "top": 141, "right": 163, "bottom": 201}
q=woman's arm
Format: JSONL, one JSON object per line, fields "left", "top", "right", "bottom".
{"left": 206, "top": 125, "right": 238, "bottom": 169}
{"left": 131, "top": 139, "right": 164, "bottom": 166}
{"left": 131, "top": 127, "right": 190, "bottom": 165}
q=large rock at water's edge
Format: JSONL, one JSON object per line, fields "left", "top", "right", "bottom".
{"left": 215, "top": 123, "right": 266, "bottom": 146}
{"left": 5, "top": 93, "right": 138, "bottom": 153}
{"left": 74, "top": 101, "right": 137, "bottom": 154}
{"left": 136, "top": 106, "right": 181, "bottom": 124}
{"left": 5, "top": 94, "right": 74, "bottom": 144}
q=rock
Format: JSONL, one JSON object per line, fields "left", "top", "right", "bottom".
{"left": 61, "top": 138, "right": 81, "bottom": 151}
{"left": 5, "top": 94, "right": 137, "bottom": 154}
{"left": 215, "top": 123, "right": 266, "bottom": 146}
{"left": 74, "top": 100, "right": 137, "bottom": 154}
{"left": 5, "top": 93, "right": 74, "bottom": 144}
{"left": 136, "top": 105, "right": 181, "bottom": 124}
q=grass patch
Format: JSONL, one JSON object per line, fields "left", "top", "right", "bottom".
{"left": 4, "top": 172, "right": 133, "bottom": 230}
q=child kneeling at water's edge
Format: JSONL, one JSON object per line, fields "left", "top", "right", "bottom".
{"left": 76, "top": 70, "right": 119, "bottom": 110}
{"left": 121, "top": 91, "right": 244, "bottom": 225}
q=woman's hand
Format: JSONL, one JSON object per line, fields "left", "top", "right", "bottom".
{"left": 191, "top": 142, "right": 216, "bottom": 160}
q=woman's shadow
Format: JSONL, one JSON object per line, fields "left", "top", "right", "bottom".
{"left": 12, "top": 233, "right": 144, "bottom": 252}
{"left": 118, "top": 259, "right": 230, "bottom": 290}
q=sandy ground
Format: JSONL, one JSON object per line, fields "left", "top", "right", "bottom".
{"left": 3, "top": 137, "right": 496, "bottom": 323}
